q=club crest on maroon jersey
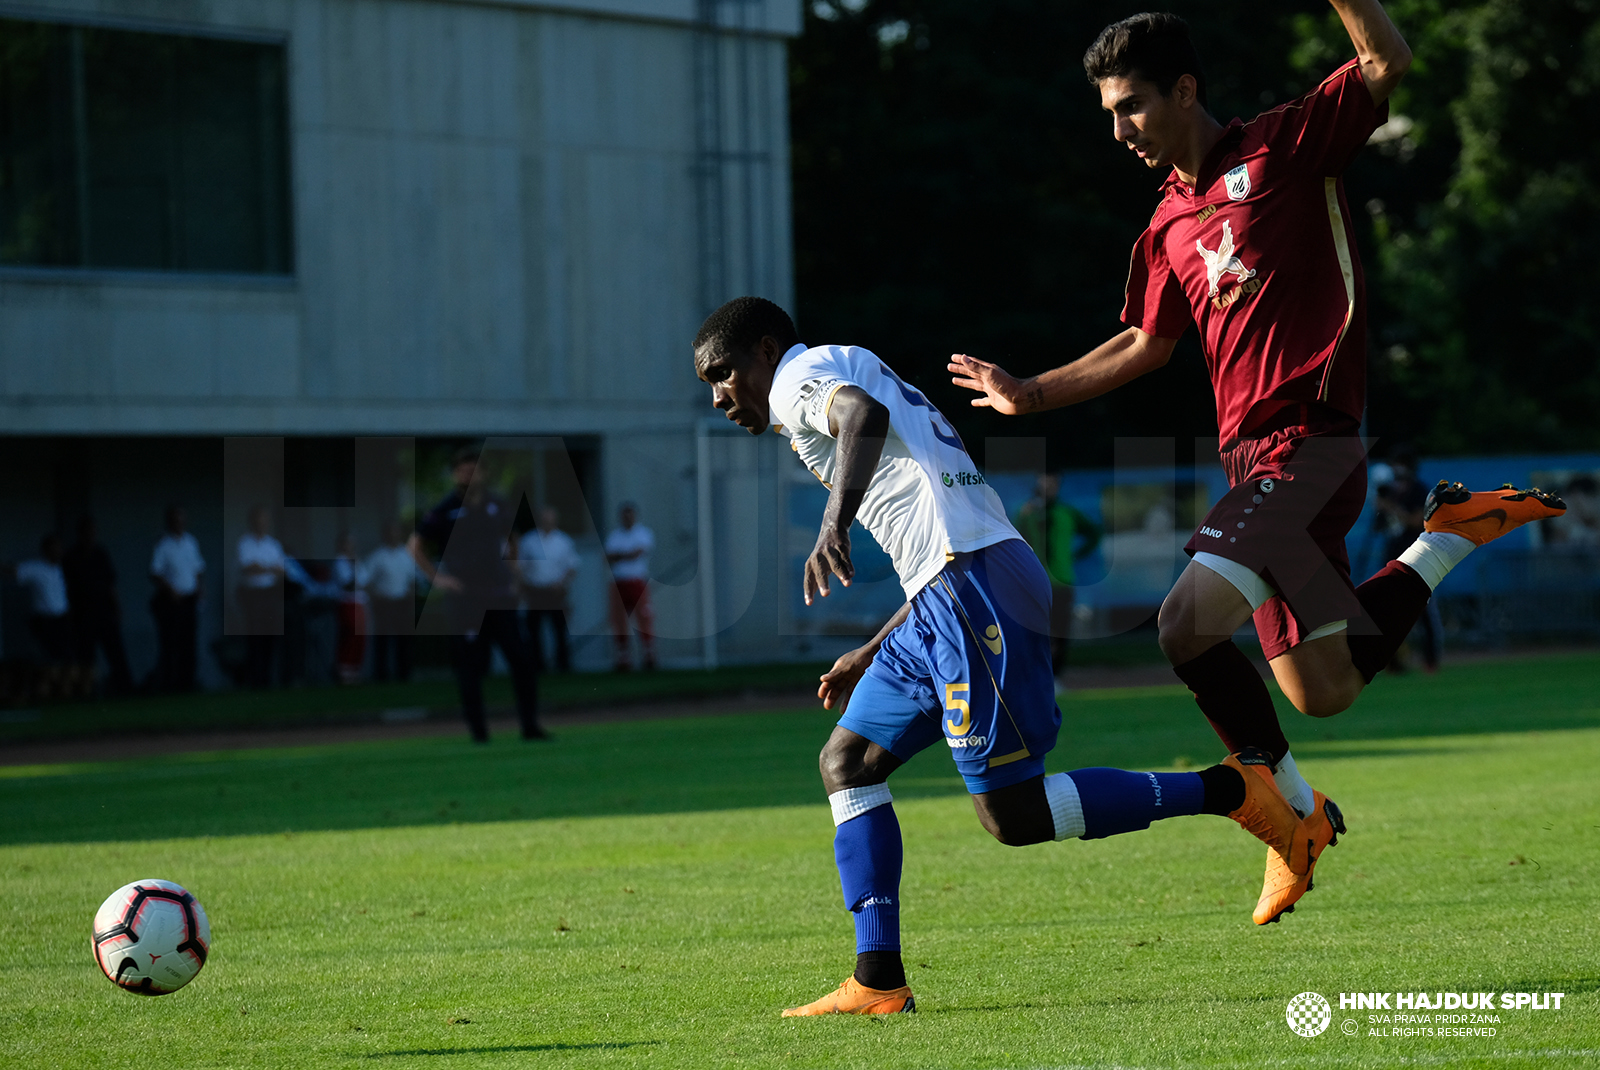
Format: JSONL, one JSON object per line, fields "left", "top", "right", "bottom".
{"left": 1224, "top": 163, "right": 1251, "bottom": 200}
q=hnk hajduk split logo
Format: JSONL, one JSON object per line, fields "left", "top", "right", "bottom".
{"left": 1286, "top": 991, "right": 1333, "bottom": 1037}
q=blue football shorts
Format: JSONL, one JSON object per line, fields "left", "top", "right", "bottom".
{"left": 838, "top": 537, "right": 1061, "bottom": 794}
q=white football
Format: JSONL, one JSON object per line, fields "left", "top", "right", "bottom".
{"left": 92, "top": 879, "right": 211, "bottom": 995}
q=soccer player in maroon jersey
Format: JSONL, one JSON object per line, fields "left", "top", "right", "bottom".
{"left": 951, "top": 2, "right": 1564, "bottom": 925}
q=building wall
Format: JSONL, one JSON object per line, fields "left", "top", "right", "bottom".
{"left": 0, "top": 0, "right": 795, "bottom": 434}
{"left": 0, "top": 0, "right": 803, "bottom": 674}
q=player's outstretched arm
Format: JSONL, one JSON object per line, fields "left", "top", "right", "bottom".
{"left": 948, "top": 327, "right": 1177, "bottom": 415}
{"left": 804, "top": 386, "right": 890, "bottom": 606}
{"left": 1329, "top": 0, "right": 1411, "bottom": 105}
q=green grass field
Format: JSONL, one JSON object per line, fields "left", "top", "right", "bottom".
{"left": 4, "top": 653, "right": 1598, "bottom": 1068}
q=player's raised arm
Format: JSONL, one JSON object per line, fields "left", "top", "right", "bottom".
{"left": 1329, "top": 0, "right": 1411, "bottom": 105}
{"left": 804, "top": 386, "right": 890, "bottom": 605}
{"left": 948, "top": 327, "right": 1177, "bottom": 416}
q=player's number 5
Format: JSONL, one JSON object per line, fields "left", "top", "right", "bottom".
{"left": 944, "top": 683, "right": 972, "bottom": 737}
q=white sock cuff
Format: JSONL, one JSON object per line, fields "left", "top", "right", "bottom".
{"left": 1398, "top": 531, "right": 1475, "bottom": 591}
{"left": 829, "top": 784, "right": 894, "bottom": 826}
{"left": 1043, "top": 773, "right": 1085, "bottom": 841}
{"left": 1272, "top": 751, "right": 1315, "bottom": 819}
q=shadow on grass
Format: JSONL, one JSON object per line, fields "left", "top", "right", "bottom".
{"left": 367, "top": 1042, "right": 656, "bottom": 1058}
{"left": 4, "top": 653, "right": 1598, "bottom": 847}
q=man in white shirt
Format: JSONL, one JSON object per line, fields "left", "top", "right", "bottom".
{"left": 10, "top": 533, "right": 74, "bottom": 663}
{"left": 604, "top": 502, "right": 655, "bottom": 671}
{"left": 236, "top": 506, "right": 286, "bottom": 688}
{"left": 149, "top": 505, "right": 206, "bottom": 692}
{"left": 518, "top": 507, "right": 580, "bottom": 672}
{"left": 693, "top": 296, "right": 1317, "bottom": 1017}
{"left": 364, "top": 520, "right": 417, "bottom": 682}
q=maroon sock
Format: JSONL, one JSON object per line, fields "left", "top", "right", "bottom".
{"left": 1346, "top": 560, "right": 1435, "bottom": 684}
{"left": 1171, "top": 640, "right": 1288, "bottom": 763}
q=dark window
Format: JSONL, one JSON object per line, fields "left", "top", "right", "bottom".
{"left": 0, "top": 18, "right": 291, "bottom": 273}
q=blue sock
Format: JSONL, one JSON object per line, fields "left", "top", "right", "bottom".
{"left": 1070, "top": 768, "right": 1204, "bottom": 840}
{"left": 833, "top": 803, "right": 902, "bottom": 953}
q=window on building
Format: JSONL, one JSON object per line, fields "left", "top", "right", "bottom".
{"left": 0, "top": 17, "right": 291, "bottom": 274}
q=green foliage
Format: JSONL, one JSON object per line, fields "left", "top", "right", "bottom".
{"left": 4, "top": 654, "right": 1598, "bottom": 1067}
{"left": 1292, "top": 1, "right": 1600, "bottom": 453}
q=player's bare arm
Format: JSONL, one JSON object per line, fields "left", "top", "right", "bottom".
{"left": 805, "top": 386, "right": 890, "bottom": 605}
{"left": 948, "top": 328, "right": 1177, "bottom": 415}
{"left": 1329, "top": 0, "right": 1412, "bottom": 104}
{"left": 818, "top": 602, "right": 911, "bottom": 711}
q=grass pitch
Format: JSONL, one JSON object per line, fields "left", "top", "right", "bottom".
{"left": 3, "top": 653, "right": 1598, "bottom": 1069}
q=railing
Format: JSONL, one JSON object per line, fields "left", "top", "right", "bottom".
{"left": 1439, "top": 549, "right": 1600, "bottom": 645}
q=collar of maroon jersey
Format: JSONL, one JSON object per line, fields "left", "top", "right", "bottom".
{"left": 1161, "top": 117, "right": 1245, "bottom": 196}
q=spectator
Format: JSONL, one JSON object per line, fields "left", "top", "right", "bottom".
{"left": 518, "top": 506, "right": 580, "bottom": 673}
{"left": 237, "top": 506, "right": 286, "bottom": 689}
{"left": 605, "top": 501, "right": 656, "bottom": 671}
{"left": 149, "top": 505, "right": 205, "bottom": 692}
{"left": 8, "top": 533, "right": 74, "bottom": 663}
{"left": 63, "top": 515, "right": 133, "bottom": 695}
{"left": 365, "top": 520, "right": 416, "bottom": 682}
{"left": 1376, "top": 448, "right": 1442, "bottom": 672}
{"left": 1012, "top": 474, "right": 1102, "bottom": 688}
{"left": 410, "top": 446, "right": 544, "bottom": 742}
{"left": 332, "top": 531, "right": 369, "bottom": 685}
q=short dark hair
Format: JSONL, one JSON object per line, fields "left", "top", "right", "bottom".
{"left": 693, "top": 296, "right": 800, "bottom": 358}
{"left": 1083, "top": 12, "right": 1208, "bottom": 108}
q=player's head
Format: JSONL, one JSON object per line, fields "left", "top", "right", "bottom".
{"left": 1084, "top": 13, "right": 1209, "bottom": 170}
{"left": 693, "top": 296, "right": 801, "bottom": 435}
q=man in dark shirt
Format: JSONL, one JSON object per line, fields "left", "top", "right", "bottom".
{"left": 409, "top": 446, "right": 545, "bottom": 743}
{"left": 62, "top": 516, "right": 134, "bottom": 696}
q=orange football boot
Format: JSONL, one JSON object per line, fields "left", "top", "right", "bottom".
{"left": 1222, "top": 748, "right": 1309, "bottom": 875}
{"left": 1255, "top": 791, "right": 1346, "bottom": 925}
{"left": 782, "top": 976, "right": 916, "bottom": 1016}
{"left": 1423, "top": 481, "right": 1566, "bottom": 546}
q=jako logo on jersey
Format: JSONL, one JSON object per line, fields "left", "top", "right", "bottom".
{"left": 941, "top": 470, "right": 986, "bottom": 487}
{"left": 1200, "top": 525, "right": 1225, "bottom": 538}
{"left": 982, "top": 624, "right": 1003, "bottom": 655}
{"left": 1224, "top": 163, "right": 1251, "bottom": 200}
{"left": 1196, "top": 219, "right": 1263, "bottom": 311}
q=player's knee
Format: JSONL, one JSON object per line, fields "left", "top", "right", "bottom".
{"left": 1157, "top": 600, "right": 1202, "bottom": 665}
{"left": 818, "top": 734, "right": 871, "bottom": 793}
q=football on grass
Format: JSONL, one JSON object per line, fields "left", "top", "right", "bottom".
{"left": 92, "top": 879, "right": 211, "bottom": 994}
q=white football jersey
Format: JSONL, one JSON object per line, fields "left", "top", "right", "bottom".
{"left": 769, "top": 343, "right": 1019, "bottom": 598}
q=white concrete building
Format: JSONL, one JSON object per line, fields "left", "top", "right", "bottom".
{"left": 0, "top": 0, "right": 803, "bottom": 683}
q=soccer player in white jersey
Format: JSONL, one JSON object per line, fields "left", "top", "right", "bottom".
{"left": 692, "top": 296, "right": 1332, "bottom": 1016}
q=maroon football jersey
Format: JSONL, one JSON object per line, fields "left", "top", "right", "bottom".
{"left": 1122, "top": 60, "right": 1386, "bottom": 446}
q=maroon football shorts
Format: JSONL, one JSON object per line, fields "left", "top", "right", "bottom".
{"left": 1183, "top": 423, "right": 1369, "bottom": 660}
